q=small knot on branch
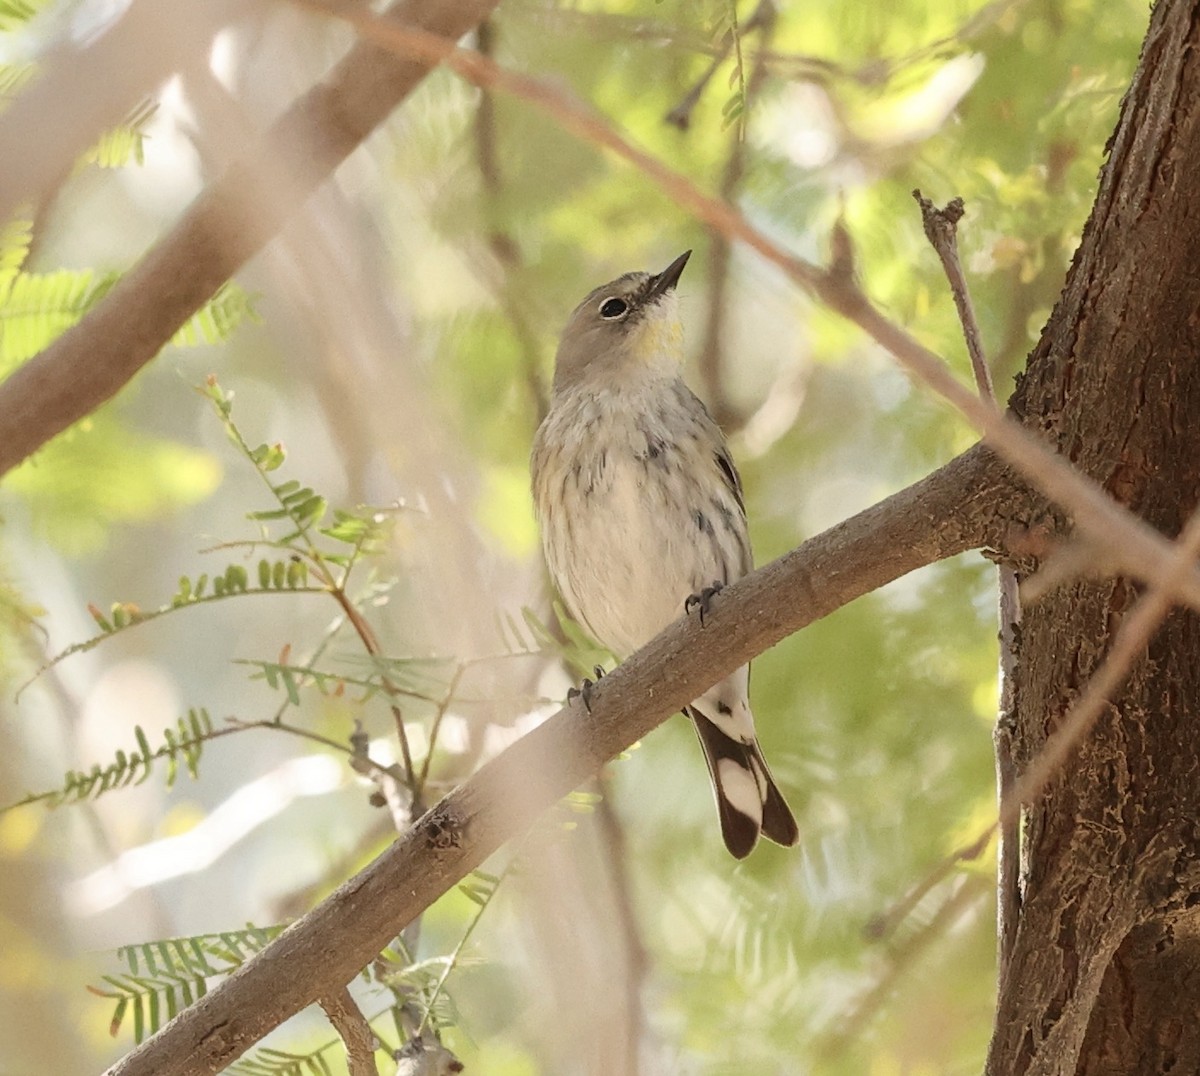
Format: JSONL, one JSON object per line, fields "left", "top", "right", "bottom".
{"left": 912, "top": 189, "right": 965, "bottom": 254}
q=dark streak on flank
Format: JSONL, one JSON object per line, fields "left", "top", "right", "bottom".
{"left": 637, "top": 425, "right": 671, "bottom": 468}
{"left": 712, "top": 498, "right": 738, "bottom": 534}
{"left": 585, "top": 449, "right": 608, "bottom": 496}
{"left": 714, "top": 449, "right": 745, "bottom": 514}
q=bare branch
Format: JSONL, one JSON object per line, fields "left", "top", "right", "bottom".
{"left": 912, "top": 192, "right": 994, "bottom": 400}
{"left": 913, "top": 189, "right": 1022, "bottom": 980}
{"left": 866, "top": 826, "right": 994, "bottom": 943}
{"left": 319, "top": 987, "right": 380, "bottom": 1076}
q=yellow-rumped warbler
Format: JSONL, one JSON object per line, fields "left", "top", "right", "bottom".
{"left": 531, "top": 250, "right": 798, "bottom": 858}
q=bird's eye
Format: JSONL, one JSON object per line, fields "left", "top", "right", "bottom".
{"left": 599, "top": 297, "right": 628, "bottom": 320}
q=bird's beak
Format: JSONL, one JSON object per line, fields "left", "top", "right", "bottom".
{"left": 647, "top": 250, "right": 692, "bottom": 299}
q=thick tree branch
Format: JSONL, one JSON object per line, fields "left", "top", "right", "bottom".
{"left": 103, "top": 442, "right": 1020, "bottom": 1075}
{"left": 988, "top": 0, "right": 1200, "bottom": 1069}
{"left": 0, "top": 0, "right": 500, "bottom": 477}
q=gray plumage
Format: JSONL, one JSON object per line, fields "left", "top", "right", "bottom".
{"left": 531, "top": 251, "right": 798, "bottom": 858}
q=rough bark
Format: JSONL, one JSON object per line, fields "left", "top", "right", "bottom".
{"left": 989, "top": 0, "right": 1200, "bottom": 1071}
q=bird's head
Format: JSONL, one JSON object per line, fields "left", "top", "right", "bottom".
{"left": 551, "top": 250, "right": 691, "bottom": 396}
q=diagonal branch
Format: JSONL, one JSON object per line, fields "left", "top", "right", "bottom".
{"left": 102, "top": 441, "right": 1020, "bottom": 1076}
{"left": 0, "top": 0, "right": 501, "bottom": 477}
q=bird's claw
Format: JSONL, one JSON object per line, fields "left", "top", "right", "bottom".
{"left": 685, "top": 581, "right": 725, "bottom": 627}
{"left": 567, "top": 665, "right": 607, "bottom": 713}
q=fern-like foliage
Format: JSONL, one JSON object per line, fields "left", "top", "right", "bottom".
{"left": 0, "top": 0, "right": 47, "bottom": 30}
{"left": 89, "top": 925, "right": 285, "bottom": 1044}
{"left": 0, "top": 214, "right": 31, "bottom": 296}
{"left": 0, "top": 268, "right": 115, "bottom": 365}
{"left": 717, "top": 0, "right": 748, "bottom": 135}
{"left": 25, "top": 380, "right": 402, "bottom": 709}
{"left": 0, "top": 59, "right": 33, "bottom": 97}
{"left": 0, "top": 270, "right": 258, "bottom": 369}
{"left": 172, "top": 282, "right": 260, "bottom": 348}
{"left": 3, "top": 709, "right": 216, "bottom": 813}
{"left": 227, "top": 1047, "right": 336, "bottom": 1075}
{"left": 22, "top": 560, "right": 324, "bottom": 687}
{"left": 396, "top": 867, "right": 507, "bottom": 1037}
{"left": 204, "top": 377, "right": 394, "bottom": 565}
{"left": 81, "top": 98, "right": 159, "bottom": 170}
{"left": 496, "top": 600, "right": 609, "bottom": 680}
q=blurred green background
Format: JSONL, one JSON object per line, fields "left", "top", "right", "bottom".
{"left": 0, "top": 0, "right": 1147, "bottom": 1071}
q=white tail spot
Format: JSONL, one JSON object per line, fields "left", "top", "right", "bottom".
{"left": 717, "top": 758, "right": 763, "bottom": 824}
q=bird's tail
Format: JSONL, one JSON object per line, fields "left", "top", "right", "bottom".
{"left": 686, "top": 706, "right": 799, "bottom": 859}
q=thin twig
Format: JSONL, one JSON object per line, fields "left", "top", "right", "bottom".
{"left": 913, "top": 189, "right": 1021, "bottom": 981}
{"left": 415, "top": 855, "right": 515, "bottom": 1036}
{"left": 318, "top": 987, "right": 380, "bottom": 1076}
{"left": 994, "top": 568, "right": 1021, "bottom": 979}
{"left": 912, "top": 193, "right": 993, "bottom": 398}
{"left": 326, "top": 586, "right": 420, "bottom": 802}
{"left": 818, "top": 876, "right": 989, "bottom": 1062}
{"left": 665, "top": 0, "right": 775, "bottom": 130}
{"left": 225, "top": 717, "right": 397, "bottom": 782}
{"left": 594, "top": 778, "right": 649, "bottom": 1073}
{"left": 418, "top": 663, "right": 464, "bottom": 795}
{"left": 865, "top": 826, "right": 993, "bottom": 942}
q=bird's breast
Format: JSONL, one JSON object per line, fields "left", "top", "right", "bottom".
{"left": 532, "top": 392, "right": 743, "bottom": 658}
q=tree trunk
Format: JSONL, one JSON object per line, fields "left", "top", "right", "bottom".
{"left": 989, "top": 0, "right": 1200, "bottom": 1071}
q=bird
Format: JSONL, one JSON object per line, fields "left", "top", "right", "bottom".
{"left": 530, "top": 249, "right": 799, "bottom": 858}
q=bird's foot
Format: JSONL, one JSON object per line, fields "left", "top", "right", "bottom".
{"left": 685, "top": 581, "right": 725, "bottom": 627}
{"left": 567, "top": 665, "right": 607, "bottom": 713}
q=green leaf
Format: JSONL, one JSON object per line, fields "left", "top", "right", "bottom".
{"left": 0, "top": 0, "right": 42, "bottom": 30}
{"left": 170, "top": 283, "right": 260, "bottom": 347}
